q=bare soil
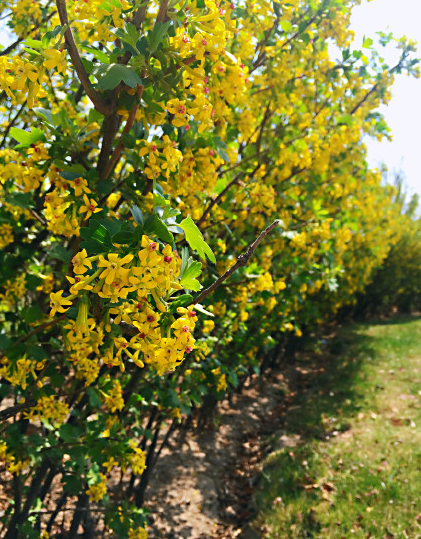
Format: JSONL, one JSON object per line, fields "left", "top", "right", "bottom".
{"left": 145, "top": 363, "right": 303, "bottom": 539}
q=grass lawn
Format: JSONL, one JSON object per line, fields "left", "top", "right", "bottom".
{"left": 252, "top": 315, "right": 421, "bottom": 539}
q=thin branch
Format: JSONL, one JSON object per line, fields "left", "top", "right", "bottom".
{"left": 156, "top": 0, "right": 169, "bottom": 24}
{"left": 0, "top": 102, "right": 26, "bottom": 148}
{"left": 217, "top": 151, "right": 262, "bottom": 178}
{"left": 56, "top": 0, "right": 112, "bottom": 116}
{"left": 0, "top": 400, "right": 36, "bottom": 423}
{"left": 349, "top": 56, "right": 406, "bottom": 116}
{"left": 190, "top": 220, "right": 281, "bottom": 305}
{"left": 99, "top": 85, "right": 144, "bottom": 181}
{"left": 131, "top": 1, "right": 149, "bottom": 29}
{"left": 197, "top": 172, "right": 244, "bottom": 227}
{"left": 256, "top": 102, "right": 272, "bottom": 155}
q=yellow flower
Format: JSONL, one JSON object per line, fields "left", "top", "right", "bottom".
{"left": 72, "top": 249, "right": 93, "bottom": 275}
{"left": 50, "top": 290, "right": 73, "bottom": 317}
{"left": 98, "top": 253, "right": 134, "bottom": 285}
{"left": 43, "top": 48, "right": 67, "bottom": 74}
{"left": 79, "top": 194, "right": 102, "bottom": 220}
{"left": 138, "top": 141, "right": 160, "bottom": 164}
{"left": 69, "top": 177, "right": 91, "bottom": 197}
{"left": 10, "top": 57, "right": 39, "bottom": 91}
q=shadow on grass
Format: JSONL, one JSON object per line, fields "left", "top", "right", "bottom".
{"left": 281, "top": 323, "right": 379, "bottom": 440}
{"left": 355, "top": 312, "right": 421, "bottom": 327}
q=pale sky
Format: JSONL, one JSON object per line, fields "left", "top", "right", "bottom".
{"left": 350, "top": 0, "right": 421, "bottom": 197}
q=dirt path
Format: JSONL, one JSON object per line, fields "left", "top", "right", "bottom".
{"left": 145, "top": 363, "right": 303, "bottom": 539}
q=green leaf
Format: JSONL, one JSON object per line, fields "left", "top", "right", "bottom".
{"left": 22, "top": 39, "right": 43, "bottom": 49}
{"left": 10, "top": 127, "right": 46, "bottom": 148}
{"left": 96, "top": 218, "right": 123, "bottom": 236}
{"left": 180, "top": 259, "right": 202, "bottom": 291}
{"left": 96, "top": 64, "right": 143, "bottom": 91}
{"left": 0, "top": 335, "right": 12, "bottom": 351}
{"left": 280, "top": 20, "right": 292, "bottom": 33}
{"left": 181, "top": 260, "right": 202, "bottom": 280}
{"left": 80, "top": 220, "right": 113, "bottom": 253}
{"left": 87, "top": 387, "right": 103, "bottom": 408}
{"left": 25, "top": 275, "right": 43, "bottom": 291}
{"left": 46, "top": 244, "right": 72, "bottom": 263}
{"left": 29, "top": 345, "right": 48, "bottom": 362}
{"left": 115, "top": 22, "right": 140, "bottom": 50}
{"left": 97, "top": 178, "right": 114, "bottom": 196}
{"left": 143, "top": 214, "right": 174, "bottom": 244}
{"left": 131, "top": 205, "right": 144, "bottom": 226}
{"left": 148, "top": 21, "right": 172, "bottom": 54}
{"left": 168, "top": 294, "right": 193, "bottom": 313}
{"left": 80, "top": 224, "right": 110, "bottom": 245}
{"left": 180, "top": 278, "right": 201, "bottom": 291}
{"left": 162, "top": 207, "right": 180, "bottom": 219}
{"left": 22, "top": 305, "right": 43, "bottom": 324}
{"left": 122, "top": 133, "right": 136, "bottom": 148}
{"left": 60, "top": 424, "right": 78, "bottom": 443}
{"left": 136, "top": 36, "right": 150, "bottom": 57}
{"left": 82, "top": 46, "right": 110, "bottom": 64}
{"left": 180, "top": 247, "right": 189, "bottom": 277}
{"left": 362, "top": 36, "right": 373, "bottom": 49}
{"left": 4, "top": 191, "right": 34, "bottom": 209}
{"left": 179, "top": 216, "right": 216, "bottom": 263}
{"left": 154, "top": 192, "right": 169, "bottom": 208}
{"left": 112, "top": 230, "right": 135, "bottom": 244}
{"left": 62, "top": 475, "right": 82, "bottom": 494}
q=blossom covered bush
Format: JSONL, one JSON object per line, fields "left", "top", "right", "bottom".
{"left": 0, "top": 0, "right": 419, "bottom": 537}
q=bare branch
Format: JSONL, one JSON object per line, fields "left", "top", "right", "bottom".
{"left": 197, "top": 172, "right": 244, "bottom": 227}
{"left": 56, "top": 0, "right": 112, "bottom": 116}
{"left": 155, "top": 0, "right": 169, "bottom": 24}
{"left": 99, "top": 85, "right": 144, "bottom": 181}
{"left": 190, "top": 220, "right": 281, "bottom": 305}
{"left": 0, "top": 399, "right": 36, "bottom": 423}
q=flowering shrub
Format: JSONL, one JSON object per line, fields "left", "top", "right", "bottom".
{"left": 0, "top": 0, "right": 419, "bottom": 537}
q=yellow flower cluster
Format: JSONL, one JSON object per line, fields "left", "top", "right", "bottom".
{"left": 101, "top": 379, "right": 124, "bottom": 413}
{"left": 211, "top": 366, "right": 227, "bottom": 392}
{"left": 86, "top": 473, "right": 107, "bottom": 503}
{"left": 0, "top": 441, "right": 29, "bottom": 475}
{"left": 128, "top": 527, "right": 148, "bottom": 539}
{"left": 126, "top": 439, "right": 147, "bottom": 476}
{"left": 0, "top": 274, "right": 27, "bottom": 307}
{"left": 0, "top": 357, "right": 45, "bottom": 390}
{"left": 48, "top": 235, "right": 199, "bottom": 378}
{"left": 24, "top": 395, "right": 69, "bottom": 425}
{"left": 0, "top": 223, "right": 13, "bottom": 249}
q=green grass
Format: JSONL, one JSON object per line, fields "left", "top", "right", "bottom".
{"left": 252, "top": 315, "right": 421, "bottom": 539}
